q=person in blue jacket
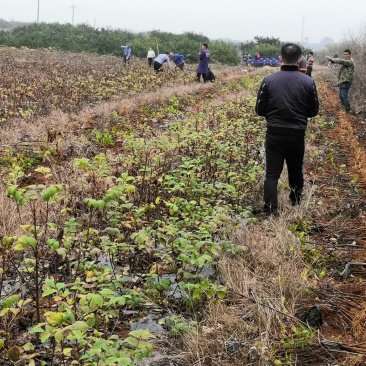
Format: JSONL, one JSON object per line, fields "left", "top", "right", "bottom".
{"left": 197, "top": 44, "right": 210, "bottom": 82}
{"left": 121, "top": 44, "right": 131, "bottom": 64}
{"left": 153, "top": 53, "right": 171, "bottom": 73}
{"left": 170, "top": 53, "right": 185, "bottom": 70}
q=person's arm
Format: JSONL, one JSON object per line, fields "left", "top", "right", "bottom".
{"left": 166, "top": 55, "right": 171, "bottom": 68}
{"left": 126, "top": 48, "right": 131, "bottom": 59}
{"left": 326, "top": 56, "right": 352, "bottom": 66}
{"left": 307, "top": 81, "right": 319, "bottom": 118}
{"left": 255, "top": 79, "right": 268, "bottom": 116}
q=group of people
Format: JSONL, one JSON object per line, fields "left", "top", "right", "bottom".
{"left": 255, "top": 43, "right": 355, "bottom": 217}
{"left": 149, "top": 43, "right": 212, "bottom": 83}
{"left": 150, "top": 52, "right": 185, "bottom": 72}
{"left": 294, "top": 51, "right": 314, "bottom": 76}
{"left": 121, "top": 43, "right": 213, "bottom": 83}
{"left": 124, "top": 41, "right": 355, "bottom": 217}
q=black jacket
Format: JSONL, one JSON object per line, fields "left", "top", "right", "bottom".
{"left": 255, "top": 65, "right": 319, "bottom": 135}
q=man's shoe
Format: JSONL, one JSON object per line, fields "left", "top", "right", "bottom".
{"left": 345, "top": 105, "right": 350, "bottom": 114}
{"left": 263, "top": 210, "right": 279, "bottom": 220}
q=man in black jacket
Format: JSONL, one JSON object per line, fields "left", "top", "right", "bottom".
{"left": 255, "top": 43, "right": 319, "bottom": 215}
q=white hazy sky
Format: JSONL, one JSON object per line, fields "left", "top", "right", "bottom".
{"left": 3, "top": 0, "right": 366, "bottom": 44}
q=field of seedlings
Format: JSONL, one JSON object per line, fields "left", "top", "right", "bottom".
{"left": 0, "top": 47, "right": 366, "bottom": 366}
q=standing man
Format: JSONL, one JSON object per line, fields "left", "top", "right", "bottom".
{"left": 153, "top": 52, "right": 171, "bottom": 73}
{"left": 298, "top": 55, "right": 307, "bottom": 73}
{"left": 197, "top": 43, "right": 210, "bottom": 82}
{"left": 121, "top": 44, "right": 131, "bottom": 64}
{"left": 326, "top": 49, "right": 355, "bottom": 113}
{"left": 147, "top": 47, "right": 155, "bottom": 68}
{"left": 306, "top": 51, "right": 314, "bottom": 77}
{"left": 255, "top": 43, "right": 319, "bottom": 216}
{"left": 170, "top": 53, "right": 185, "bottom": 70}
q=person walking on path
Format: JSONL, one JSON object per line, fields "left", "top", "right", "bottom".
{"left": 170, "top": 53, "right": 185, "bottom": 70}
{"left": 326, "top": 49, "right": 355, "bottom": 113}
{"left": 147, "top": 47, "right": 155, "bottom": 68}
{"left": 197, "top": 43, "right": 210, "bottom": 82}
{"left": 121, "top": 44, "right": 131, "bottom": 64}
{"left": 255, "top": 43, "right": 319, "bottom": 216}
{"left": 306, "top": 51, "right": 314, "bottom": 77}
{"left": 153, "top": 53, "right": 171, "bottom": 73}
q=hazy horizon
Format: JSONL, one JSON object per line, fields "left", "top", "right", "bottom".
{"left": 3, "top": 0, "right": 366, "bottom": 44}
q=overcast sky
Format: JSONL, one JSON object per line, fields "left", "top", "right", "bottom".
{"left": 3, "top": 0, "right": 366, "bottom": 44}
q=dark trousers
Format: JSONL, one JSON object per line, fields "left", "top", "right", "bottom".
{"left": 197, "top": 73, "right": 207, "bottom": 82}
{"left": 154, "top": 61, "right": 163, "bottom": 72}
{"left": 264, "top": 133, "right": 305, "bottom": 213}
{"left": 339, "top": 82, "right": 351, "bottom": 110}
{"left": 148, "top": 57, "right": 153, "bottom": 67}
{"left": 306, "top": 65, "right": 312, "bottom": 77}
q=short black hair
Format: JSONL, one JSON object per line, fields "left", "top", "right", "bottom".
{"left": 281, "top": 43, "right": 302, "bottom": 63}
{"left": 203, "top": 43, "right": 208, "bottom": 49}
{"left": 344, "top": 49, "right": 351, "bottom": 55}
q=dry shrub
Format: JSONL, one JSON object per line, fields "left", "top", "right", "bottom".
{"left": 182, "top": 302, "right": 271, "bottom": 366}
{"left": 180, "top": 202, "right": 311, "bottom": 365}
{"left": 0, "top": 185, "right": 26, "bottom": 236}
{"left": 351, "top": 303, "right": 366, "bottom": 339}
{"left": 343, "top": 355, "right": 366, "bottom": 366}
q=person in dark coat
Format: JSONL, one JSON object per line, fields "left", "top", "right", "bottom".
{"left": 197, "top": 43, "right": 210, "bottom": 82}
{"left": 255, "top": 43, "right": 319, "bottom": 216}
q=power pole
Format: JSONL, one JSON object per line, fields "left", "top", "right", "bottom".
{"left": 37, "top": 0, "right": 40, "bottom": 23}
{"left": 71, "top": 4, "right": 75, "bottom": 25}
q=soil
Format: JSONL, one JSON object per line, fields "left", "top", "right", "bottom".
{"left": 299, "top": 65, "right": 366, "bottom": 364}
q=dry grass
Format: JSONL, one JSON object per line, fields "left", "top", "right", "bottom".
{"left": 0, "top": 186, "right": 27, "bottom": 237}
{"left": 180, "top": 183, "right": 314, "bottom": 365}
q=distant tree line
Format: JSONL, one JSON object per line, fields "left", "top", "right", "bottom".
{"left": 0, "top": 22, "right": 241, "bottom": 65}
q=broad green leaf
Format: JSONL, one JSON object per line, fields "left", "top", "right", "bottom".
{"left": 13, "top": 243, "right": 24, "bottom": 251}
{"left": 44, "top": 278, "right": 56, "bottom": 288}
{"left": 63, "top": 348, "right": 73, "bottom": 356}
{"left": 42, "top": 289, "right": 58, "bottom": 297}
{"left": 17, "top": 236, "right": 37, "bottom": 248}
{"left": 55, "top": 330, "right": 64, "bottom": 343}
{"left": 99, "top": 288, "right": 115, "bottom": 297}
{"left": 129, "top": 329, "right": 156, "bottom": 339}
{"left": 40, "top": 331, "right": 51, "bottom": 343}
{"left": 23, "top": 342, "right": 35, "bottom": 351}
{"left": 124, "top": 336, "right": 139, "bottom": 348}
{"left": 56, "top": 248, "right": 67, "bottom": 260}
{"left": 72, "top": 321, "right": 89, "bottom": 332}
